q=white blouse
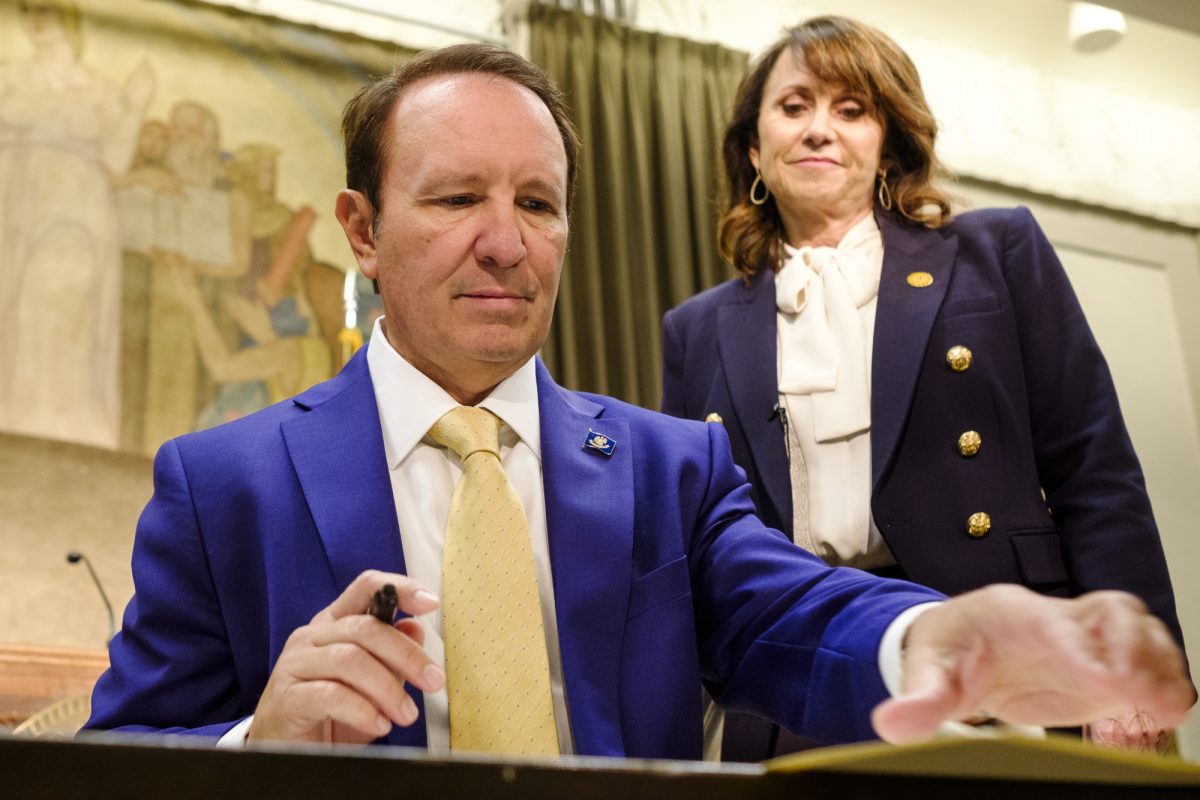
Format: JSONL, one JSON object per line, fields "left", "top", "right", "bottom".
{"left": 775, "top": 213, "right": 895, "bottom": 570}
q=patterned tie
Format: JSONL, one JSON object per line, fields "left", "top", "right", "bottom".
{"left": 428, "top": 406, "right": 559, "bottom": 755}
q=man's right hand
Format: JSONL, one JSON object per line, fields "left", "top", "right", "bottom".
{"left": 247, "top": 571, "right": 444, "bottom": 744}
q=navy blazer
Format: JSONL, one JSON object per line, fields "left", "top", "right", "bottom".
{"left": 662, "top": 206, "right": 1185, "bottom": 648}
{"left": 86, "top": 348, "right": 941, "bottom": 758}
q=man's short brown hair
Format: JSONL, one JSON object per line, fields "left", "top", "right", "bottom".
{"left": 341, "top": 43, "right": 581, "bottom": 221}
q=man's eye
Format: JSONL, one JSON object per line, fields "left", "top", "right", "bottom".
{"left": 520, "top": 199, "right": 555, "bottom": 214}
{"left": 442, "top": 195, "right": 474, "bottom": 207}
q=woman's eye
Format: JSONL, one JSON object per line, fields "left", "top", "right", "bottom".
{"left": 839, "top": 104, "right": 866, "bottom": 120}
{"left": 782, "top": 101, "right": 806, "bottom": 115}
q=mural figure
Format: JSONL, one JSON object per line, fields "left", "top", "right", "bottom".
{"left": 117, "top": 100, "right": 246, "bottom": 449}
{"left": 166, "top": 142, "right": 331, "bottom": 427}
{"left": 0, "top": 0, "right": 154, "bottom": 449}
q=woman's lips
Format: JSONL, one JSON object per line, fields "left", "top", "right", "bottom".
{"left": 794, "top": 156, "right": 839, "bottom": 167}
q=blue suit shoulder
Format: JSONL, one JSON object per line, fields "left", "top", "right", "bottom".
{"left": 170, "top": 395, "right": 299, "bottom": 453}
{"left": 578, "top": 387, "right": 710, "bottom": 439}
{"left": 168, "top": 351, "right": 370, "bottom": 460}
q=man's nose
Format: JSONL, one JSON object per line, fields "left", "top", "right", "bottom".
{"left": 474, "top": 205, "right": 527, "bottom": 268}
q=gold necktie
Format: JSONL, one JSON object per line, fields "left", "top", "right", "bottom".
{"left": 429, "top": 406, "right": 559, "bottom": 755}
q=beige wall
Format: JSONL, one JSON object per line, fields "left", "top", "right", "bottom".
{"left": 0, "top": 435, "right": 145, "bottom": 650}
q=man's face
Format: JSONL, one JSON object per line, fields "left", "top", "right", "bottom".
{"left": 167, "top": 103, "right": 222, "bottom": 188}
{"left": 345, "top": 73, "right": 569, "bottom": 402}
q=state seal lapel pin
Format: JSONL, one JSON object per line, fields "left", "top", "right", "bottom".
{"left": 582, "top": 429, "right": 616, "bottom": 456}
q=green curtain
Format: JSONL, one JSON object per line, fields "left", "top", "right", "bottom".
{"left": 530, "top": 3, "right": 747, "bottom": 410}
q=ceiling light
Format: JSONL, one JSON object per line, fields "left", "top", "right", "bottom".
{"left": 1068, "top": 2, "right": 1127, "bottom": 53}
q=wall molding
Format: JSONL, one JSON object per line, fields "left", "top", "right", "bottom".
{"left": 0, "top": 644, "right": 108, "bottom": 729}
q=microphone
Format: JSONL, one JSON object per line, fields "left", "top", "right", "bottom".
{"left": 770, "top": 401, "right": 791, "bottom": 457}
{"left": 67, "top": 551, "right": 116, "bottom": 645}
{"left": 770, "top": 401, "right": 789, "bottom": 430}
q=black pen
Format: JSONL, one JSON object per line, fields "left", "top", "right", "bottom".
{"left": 368, "top": 583, "right": 398, "bottom": 624}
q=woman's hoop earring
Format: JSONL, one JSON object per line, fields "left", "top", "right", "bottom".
{"left": 749, "top": 170, "right": 770, "bottom": 206}
{"left": 876, "top": 169, "right": 893, "bottom": 211}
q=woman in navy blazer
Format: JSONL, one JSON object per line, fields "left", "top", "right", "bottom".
{"left": 661, "top": 16, "right": 1188, "bottom": 759}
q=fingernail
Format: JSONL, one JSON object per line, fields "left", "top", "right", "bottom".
{"left": 423, "top": 663, "right": 445, "bottom": 690}
{"left": 377, "top": 715, "right": 392, "bottom": 735}
{"left": 399, "top": 696, "right": 418, "bottom": 725}
{"left": 415, "top": 590, "right": 439, "bottom": 607}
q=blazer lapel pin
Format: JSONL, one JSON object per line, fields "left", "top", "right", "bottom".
{"left": 582, "top": 429, "right": 616, "bottom": 456}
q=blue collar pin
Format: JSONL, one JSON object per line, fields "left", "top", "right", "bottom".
{"left": 583, "top": 429, "right": 616, "bottom": 456}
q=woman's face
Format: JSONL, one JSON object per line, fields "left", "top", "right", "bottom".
{"left": 750, "top": 50, "right": 885, "bottom": 233}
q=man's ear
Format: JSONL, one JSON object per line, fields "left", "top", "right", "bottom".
{"left": 335, "top": 189, "right": 378, "bottom": 280}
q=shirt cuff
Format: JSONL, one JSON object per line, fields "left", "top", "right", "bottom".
{"left": 876, "top": 602, "right": 1045, "bottom": 739}
{"left": 216, "top": 716, "right": 254, "bottom": 748}
{"left": 878, "top": 602, "right": 942, "bottom": 697}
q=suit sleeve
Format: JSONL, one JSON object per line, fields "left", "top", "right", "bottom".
{"left": 688, "top": 422, "right": 944, "bottom": 743}
{"left": 84, "top": 440, "right": 246, "bottom": 739}
{"left": 1004, "top": 207, "right": 1186, "bottom": 651}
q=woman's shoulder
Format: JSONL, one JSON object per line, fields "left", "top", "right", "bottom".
{"left": 945, "top": 205, "right": 1040, "bottom": 239}
{"left": 666, "top": 272, "right": 765, "bottom": 320}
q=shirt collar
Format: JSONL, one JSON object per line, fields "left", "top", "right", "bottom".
{"left": 366, "top": 317, "right": 542, "bottom": 469}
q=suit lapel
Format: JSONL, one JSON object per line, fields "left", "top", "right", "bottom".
{"left": 871, "top": 212, "right": 959, "bottom": 489}
{"left": 536, "top": 361, "right": 632, "bottom": 756}
{"left": 717, "top": 272, "right": 791, "bottom": 527}
{"left": 282, "top": 350, "right": 408, "bottom": 588}
{"left": 280, "top": 349, "right": 426, "bottom": 748}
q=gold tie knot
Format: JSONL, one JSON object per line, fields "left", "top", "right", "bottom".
{"left": 429, "top": 406, "right": 502, "bottom": 461}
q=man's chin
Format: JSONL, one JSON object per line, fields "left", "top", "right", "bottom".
{"left": 465, "top": 344, "right": 540, "bottom": 368}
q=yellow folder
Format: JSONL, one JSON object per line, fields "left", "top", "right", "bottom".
{"left": 766, "top": 734, "right": 1200, "bottom": 787}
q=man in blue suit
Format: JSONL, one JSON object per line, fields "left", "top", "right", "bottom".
{"left": 85, "top": 44, "right": 1191, "bottom": 757}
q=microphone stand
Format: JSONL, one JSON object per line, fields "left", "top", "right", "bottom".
{"left": 67, "top": 551, "right": 116, "bottom": 646}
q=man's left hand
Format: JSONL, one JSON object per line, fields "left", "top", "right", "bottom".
{"left": 871, "top": 585, "right": 1193, "bottom": 745}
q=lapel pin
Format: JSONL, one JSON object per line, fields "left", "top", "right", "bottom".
{"left": 583, "top": 429, "right": 616, "bottom": 456}
{"left": 906, "top": 271, "right": 934, "bottom": 288}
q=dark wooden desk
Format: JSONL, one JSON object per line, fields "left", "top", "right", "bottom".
{"left": 2, "top": 733, "right": 1198, "bottom": 799}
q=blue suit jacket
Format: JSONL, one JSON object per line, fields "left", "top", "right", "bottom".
{"left": 662, "top": 207, "right": 1185, "bottom": 650}
{"left": 86, "top": 350, "right": 941, "bottom": 758}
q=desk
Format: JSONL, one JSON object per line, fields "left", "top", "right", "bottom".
{"left": 3, "top": 733, "right": 1199, "bottom": 799}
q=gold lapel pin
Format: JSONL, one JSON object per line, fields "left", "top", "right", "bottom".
{"left": 906, "top": 271, "right": 934, "bottom": 288}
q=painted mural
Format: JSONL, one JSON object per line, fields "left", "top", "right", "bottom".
{"left": 0, "top": 0, "right": 394, "bottom": 454}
